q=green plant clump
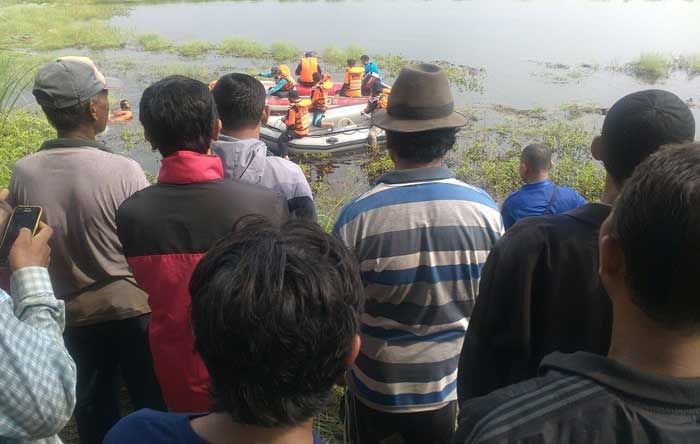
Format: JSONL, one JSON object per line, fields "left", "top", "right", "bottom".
{"left": 0, "top": 111, "right": 54, "bottom": 187}
{"left": 137, "top": 33, "right": 172, "bottom": 52}
{"left": 269, "top": 42, "right": 299, "bottom": 63}
{"left": 627, "top": 52, "right": 670, "bottom": 83}
{"left": 174, "top": 40, "right": 214, "bottom": 58}
{"left": 0, "top": 3, "right": 127, "bottom": 50}
{"left": 149, "top": 63, "right": 211, "bottom": 82}
{"left": 322, "top": 44, "right": 366, "bottom": 69}
{"left": 218, "top": 38, "right": 267, "bottom": 58}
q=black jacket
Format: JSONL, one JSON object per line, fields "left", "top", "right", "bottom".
{"left": 458, "top": 204, "right": 612, "bottom": 404}
{"left": 455, "top": 352, "right": 700, "bottom": 444}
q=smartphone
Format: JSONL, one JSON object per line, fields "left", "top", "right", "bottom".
{"left": 0, "top": 206, "right": 43, "bottom": 265}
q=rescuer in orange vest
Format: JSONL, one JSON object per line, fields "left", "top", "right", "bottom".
{"left": 295, "top": 51, "right": 323, "bottom": 88}
{"left": 278, "top": 90, "right": 312, "bottom": 156}
{"left": 310, "top": 72, "right": 334, "bottom": 128}
{"left": 259, "top": 65, "right": 297, "bottom": 98}
{"left": 338, "top": 59, "right": 364, "bottom": 98}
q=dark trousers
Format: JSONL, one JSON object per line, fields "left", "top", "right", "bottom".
{"left": 276, "top": 130, "right": 296, "bottom": 157}
{"left": 64, "top": 314, "right": 165, "bottom": 444}
{"left": 347, "top": 395, "right": 457, "bottom": 444}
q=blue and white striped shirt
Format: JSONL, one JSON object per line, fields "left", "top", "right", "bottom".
{"left": 334, "top": 167, "right": 503, "bottom": 413}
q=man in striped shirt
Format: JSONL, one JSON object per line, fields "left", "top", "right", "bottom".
{"left": 334, "top": 64, "right": 503, "bottom": 444}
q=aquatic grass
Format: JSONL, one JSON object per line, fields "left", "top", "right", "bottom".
{"left": 149, "top": 62, "right": 211, "bottom": 82}
{"left": 174, "top": 40, "right": 214, "bottom": 58}
{"left": 0, "top": 3, "right": 127, "bottom": 50}
{"left": 0, "top": 111, "right": 54, "bottom": 187}
{"left": 0, "top": 53, "right": 37, "bottom": 118}
{"left": 269, "top": 42, "right": 299, "bottom": 63}
{"left": 627, "top": 52, "right": 670, "bottom": 83}
{"left": 674, "top": 54, "right": 700, "bottom": 76}
{"left": 322, "top": 44, "right": 366, "bottom": 69}
{"left": 137, "top": 33, "right": 172, "bottom": 52}
{"left": 433, "top": 61, "right": 486, "bottom": 93}
{"left": 218, "top": 38, "right": 267, "bottom": 58}
{"left": 374, "top": 54, "right": 409, "bottom": 78}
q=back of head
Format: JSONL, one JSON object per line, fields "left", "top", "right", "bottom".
{"left": 312, "top": 71, "right": 322, "bottom": 84}
{"left": 347, "top": 58, "right": 356, "bottom": 68}
{"left": 212, "top": 73, "right": 266, "bottom": 132}
{"left": 189, "top": 217, "right": 364, "bottom": 426}
{"left": 304, "top": 51, "right": 314, "bottom": 58}
{"left": 288, "top": 89, "right": 301, "bottom": 103}
{"left": 609, "top": 143, "right": 700, "bottom": 331}
{"left": 361, "top": 55, "right": 370, "bottom": 63}
{"left": 139, "top": 75, "right": 218, "bottom": 157}
{"left": 521, "top": 143, "right": 552, "bottom": 171}
{"left": 601, "top": 89, "right": 695, "bottom": 185}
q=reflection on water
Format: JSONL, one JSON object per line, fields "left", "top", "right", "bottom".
{"left": 113, "top": 0, "right": 700, "bottom": 108}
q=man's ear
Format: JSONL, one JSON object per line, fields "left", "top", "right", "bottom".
{"left": 261, "top": 105, "right": 270, "bottom": 125}
{"left": 345, "top": 335, "right": 361, "bottom": 366}
{"left": 212, "top": 118, "right": 222, "bottom": 142}
{"left": 88, "top": 98, "right": 99, "bottom": 121}
{"left": 599, "top": 215, "right": 626, "bottom": 298}
{"left": 591, "top": 136, "right": 603, "bottom": 161}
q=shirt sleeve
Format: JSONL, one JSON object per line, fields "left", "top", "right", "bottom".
{"left": 288, "top": 168, "right": 316, "bottom": 221}
{"left": 267, "top": 79, "right": 288, "bottom": 95}
{"left": 284, "top": 109, "right": 296, "bottom": 129}
{"left": 457, "top": 224, "right": 543, "bottom": 404}
{"left": 500, "top": 197, "right": 515, "bottom": 230}
{"left": 0, "top": 267, "right": 76, "bottom": 440}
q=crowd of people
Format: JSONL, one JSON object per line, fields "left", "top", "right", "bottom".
{"left": 1, "top": 53, "right": 700, "bottom": 444}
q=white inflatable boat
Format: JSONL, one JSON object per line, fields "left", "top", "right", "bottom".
{"left": 260, "top": 104, "right": 385, "bottom": 155}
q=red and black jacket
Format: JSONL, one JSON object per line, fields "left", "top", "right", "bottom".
{"left": 116, "top": 151, "right": 288, "bottom": 412}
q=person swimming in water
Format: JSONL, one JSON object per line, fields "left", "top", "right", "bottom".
{"left": 110, "top": 99, "right": 133, "bottom": 123}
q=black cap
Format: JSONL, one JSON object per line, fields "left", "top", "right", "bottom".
{"left": 288, "top": 89, "right": 300, "bottom": 102}
{"left": 601, "top": 89, "right": 696, "bottom": 184}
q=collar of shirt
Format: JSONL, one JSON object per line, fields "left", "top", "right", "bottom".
{"left": 522, "top": 179, "right": 552, "bottom": 189}
{"left": 376, "top": 167, "right": 455, "bottom": 185}
{"left": 40, "top": 138, "right": 112, "bottom": 153}
{"left": 158, "top": 151, "right": 224, "bottom": 185}
{"left": 542, "top": 351, "right": 700, "bottom": 408}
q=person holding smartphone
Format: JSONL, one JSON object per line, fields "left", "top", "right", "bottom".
{"left": 0, "top": 199, "right": 78, "bottom": 443}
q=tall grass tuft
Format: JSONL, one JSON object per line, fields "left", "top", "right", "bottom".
{"left": 322, "top": 44, "right": 366, "bottom": 69}
{"left": 270, "top": 42, "right": 299, "bottom": 63}
{"left": 174, "top": 40, "right": 214, "bottom": 58}
{"left": 218, "top": 38, "right": 267, "bottom": 58}
{"left": 0, "top": 53, "right": 37, "bottom": 122}
{"left": 627, "top": 52, "right": 670, "bottom": 83}
{"left": 137, "top": 33, "right": 172, "bottom": 52}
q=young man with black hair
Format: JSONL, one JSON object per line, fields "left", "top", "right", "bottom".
{"left": 9, "top": 57, "right": 164, "bottom": 444}
{"left": 212, "top": 73, "right": 316, "bottom": 220}
{"left": 116, "top": 76, "right": 288, "bottom": 413}
{"left": 106, "top": 218, "right": 364, "bottom": 444}
{"left": 501, "top": 143, "right": 586, "bottom": 229}
{"left": 456, "top": 143, "right": 700, "bottom": 444}
{"left": 334, "top": 64, "right": 503, "bottom": 444}
{"left": 458, "top": 90, "right": 696, "bottom": 405}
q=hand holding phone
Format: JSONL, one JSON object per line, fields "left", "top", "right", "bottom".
{"left": 0, "top": 206, "right": 44, "bottom": 266}
{"left": 9, "top": 224, "right": 53, "bottom": 272}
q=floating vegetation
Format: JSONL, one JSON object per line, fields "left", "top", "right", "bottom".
{"left": 218, "top": 38, "right": 267, "bottom": 58}
{"left": 322, "top": 44, "right": 366, "bottom": 69}
{"left": 174, "top": 40, "right": 215, "bottom": 58}
{"left": 433, "top": 61, "right": 486, "bottom": 93}
{"left": 0, "top": 3, "right": 127, "bottom": 50}
{"left": 137, "top": 33, "right": 172, "bottom": 52}
{"left": 673, "top": 54, "right": 700, "bottom": 76}
{"left": 626, "top": 52, "right": 670, "bottom": 83}
{"left": 269, "top": 42, "right": 300, "bottom": 62}
{"left": 149, "top": 63, "right": 211, "bottom": 82}
{"left": 529, "top": 61, "right": 597, "bottom": 85}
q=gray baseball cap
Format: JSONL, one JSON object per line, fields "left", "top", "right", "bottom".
{"left": 33, "top": 56, "right": 121, "bottom": 109}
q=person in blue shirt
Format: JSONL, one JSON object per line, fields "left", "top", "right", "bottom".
{"left": 105, "top": 218, "right": 364, "bottom": 444}
{"left": 259, "top": 65, "right": 296, "bottom": 97}
{"left": 361, "top": 54, "right": 381, "bottom": 95}
{"left": 501, "top": 143, "right": 587, "bottom": 229}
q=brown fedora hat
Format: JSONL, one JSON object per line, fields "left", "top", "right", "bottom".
{"left": 372, "top": 63, "right": 468, "bottom": 133}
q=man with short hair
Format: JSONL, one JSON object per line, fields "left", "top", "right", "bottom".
{"left": 334, "top": 64, "right": 503, "bottom": 444}
{"left": 105, "top": 218, "right": 364, "bottom": 444}
{"left": 9, "top": 57, "right": 164, "bottom": 444}
{"left": 501, "top": 143, "right": 586, "bottom": 229}
{"left": 458, "top": 90, "right": 696, "bottom": 404}
{"left": 211, "top": 73, "right": 315, "bottom": 220}
{"left": 456, "top": 142, "right": 700, "bottom": 444}
{"left": 116, "top": 75, "right": 288, "bottom": 413}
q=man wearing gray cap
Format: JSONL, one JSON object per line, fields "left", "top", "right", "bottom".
{"left": 334, "top": 64, "right": 503, "bottom": 444}
{"left": 8, "top": 57, "right": 164, "bottom": 444}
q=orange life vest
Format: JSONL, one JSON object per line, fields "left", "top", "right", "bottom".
{"left": 285, "top": 100, "right": 312, "bottom": 138}
{"left": 378, "top": 87, "right": 391, "bottom": 110}
{"left": 310, "top": 80, "right": 333, "bottom": 111}
{"left": 299, "top": 57, "right": 318, "bottom": 83}
{"left": 277, "top": 65, "right": 296, "bottom": 91}
{"left": 344, "top": 67, "right": 364, "bottom": 97}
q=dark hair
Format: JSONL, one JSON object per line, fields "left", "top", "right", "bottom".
{"left": 601, "top": 90, "right": 695, "bottom": 185}
{"left": 189, "top": 217, "right": 364, "bottom": 426}
{"left": 40, "top": 90, "right": 106, "bottom": 132}
{"left": 312, "top": 71, "right": 322, "bottom": 83}
{"left": 521, "top": 143, "right": 551, "bottom": 171}
{"left": 361, "top": 55, "right": 370, "bottom": 62}
{"left": 140, "top": 75, "right": 218, "bottom": 157}
{"left": 212, "top": 74, "right": 266, "bottom": 131}
{"left": 347, "top": 59, "right": 356, "bottom": 67}
{"left": 119, "top": 99, "right": 131, "bottom": 110}
{"left": 386, "top": 128, "right": 458, "bottom": 164}
{"left": 609, "top": 143, "right": 700, "bottom": 331}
